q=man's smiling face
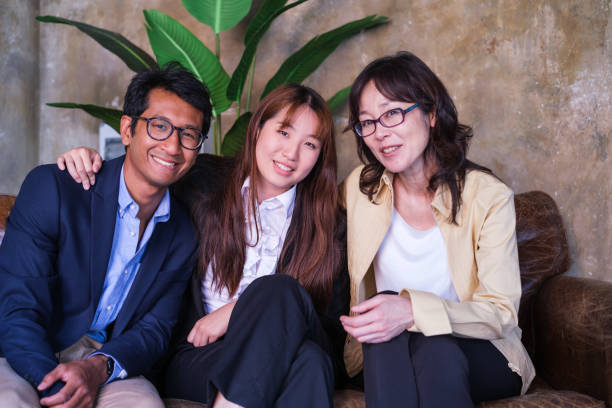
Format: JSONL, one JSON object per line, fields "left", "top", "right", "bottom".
{"left": 121, "top": 87, "right": 202, "bottom": 195}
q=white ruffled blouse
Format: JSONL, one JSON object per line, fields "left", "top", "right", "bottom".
{"left": 202, "top": 178, "right": 296, "bottom": 313}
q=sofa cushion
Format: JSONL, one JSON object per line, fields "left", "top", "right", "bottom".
{"left": 164, "top": 387, "right": 606, "bottom": 408}
{"left": 164, "top": 398, "right": 205, "bottom": 408}
{"left": 477, "top": 390, "right": 605, "bottom": 408}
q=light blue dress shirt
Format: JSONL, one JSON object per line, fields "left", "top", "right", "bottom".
{"left": 87, "top": 166, "right": 170, "bottom": 382}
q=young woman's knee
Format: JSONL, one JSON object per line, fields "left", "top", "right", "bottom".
{"left": 245, "top": 274, "right": 311, "bottom": 308}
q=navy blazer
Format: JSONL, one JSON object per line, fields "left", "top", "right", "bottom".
{"left": 0, "top": 156, "right": 197, "bottom": 395}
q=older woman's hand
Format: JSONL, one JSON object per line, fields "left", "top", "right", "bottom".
{"left": 340, "top": 294, "right": 414, "bottom": 343}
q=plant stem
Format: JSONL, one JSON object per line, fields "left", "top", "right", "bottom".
{"left": 213, "top": 33, "right": 222, "bottom": 155}
{"left": 246, "top": 55, "right": 256, "bottom": 112}
{"left": 216, "top": 114, "right": 223, "bottom": 155}
{"left": 212, "top": 114, "right": 219, "bottom": 155}
{"left": 236, "top": 104, "right": 241, "bottom": 118}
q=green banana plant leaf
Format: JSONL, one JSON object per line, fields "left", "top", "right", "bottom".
{"left": 47, "top": 103, "right": 123, "bottom": 133}
{"left": 244, "top": 0, "right": 299, "bottom": 44}
{"left": 327, "top": 86, "right": 351, "bottom": 113}
{"left": 262, "top": 15, "right": 388, "bottom": 98}
{"left": 221, "top": 112, "right": 252, "bottom": 156}
{"left": 36, "top": 16, "right": 157, "bottom": 73}
{"left": 227, "top": 0, "right": 307, "bottom": 102}
{"left": 182, "top": 0, "right": 252, "bottom": 34}
{"left": 143, "top": 9, "right": 232, "bottom": 115}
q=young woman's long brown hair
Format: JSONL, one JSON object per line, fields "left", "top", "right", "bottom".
{"left": 192, "top": 84, "right": 339, "bottom": 307}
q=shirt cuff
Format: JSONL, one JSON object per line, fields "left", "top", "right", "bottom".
{"left": 88, "top": 352, "right": 128, "bottom": 384}
{"left": 400, "top": 288, "right": 452, "bottom": 336}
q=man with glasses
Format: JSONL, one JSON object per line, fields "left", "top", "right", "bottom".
{"left": 0, "top": 64, "right": 211, "bottom": 407}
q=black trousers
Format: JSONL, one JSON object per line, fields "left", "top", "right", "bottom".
{"left": 164, "top": 274, "right": 334, "bottom": 408}
{"left": 362, "top": 331, "right": 522, "bottom": 408}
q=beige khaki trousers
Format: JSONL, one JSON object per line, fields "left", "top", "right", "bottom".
{"left": 0, "top": 336, "right": 164, "bottom": 408}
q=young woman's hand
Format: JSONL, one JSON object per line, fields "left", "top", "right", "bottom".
{"left": 57, "top": 147, "right": 103, "bottom": 190}
{"left": 187, "top": 301, "right": 236, "bottom": 347}
{"left": 340, "top": 294, "right": 414, "bottom": 343}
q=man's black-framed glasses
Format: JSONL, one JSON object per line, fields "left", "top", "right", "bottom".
{"left": 132, "top": 116, "right": 206, "bottom": 150}
{"left": 353, "top": 104, "right": 420, "bottom": 137}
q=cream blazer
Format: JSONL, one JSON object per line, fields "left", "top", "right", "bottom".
{"left": 342, "top": 166, "right": 535, "bottom": 395}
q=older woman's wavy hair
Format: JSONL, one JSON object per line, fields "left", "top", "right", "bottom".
{"left": 348, "top": 51, "right": 491, "bottom": 223}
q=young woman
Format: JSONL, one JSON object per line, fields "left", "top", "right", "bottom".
{"left": 339, "top": 52, "right": 534, "bottom": 407}
{"left": 57, "top": 84, "right": 348, "bottom": 408}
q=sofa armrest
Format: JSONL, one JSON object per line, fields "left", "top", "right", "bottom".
{"left": 534, "top": 275, "right": 612, "bottom": 406}
{"left": 0, "top": 195, "right": 16, "bottom": 246}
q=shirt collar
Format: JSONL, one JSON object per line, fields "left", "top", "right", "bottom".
{"left": 241, "top": 177, "right": 297, "bottom": 218}
{"left": 431, "top": 183, "right": 451, "bottom": 219}
{"left": 371, "top": 168, "right": 394, "bottom": 203}
{"left": 372, "top": 167, "right": 452, "bottom": 219}
{"left": 118, "top": 165, "right": 171, "bottom": 222}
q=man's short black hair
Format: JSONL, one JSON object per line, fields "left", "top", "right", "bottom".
{"left": 123, "top": 63, "right": 212, "bottom": 135}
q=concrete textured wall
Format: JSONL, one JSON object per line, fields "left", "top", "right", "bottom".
{"left": 0, "top": 0, "right": 39, "bottom": 195}
{"left": 1, "top": 0, "right": 610, "bottom": 282}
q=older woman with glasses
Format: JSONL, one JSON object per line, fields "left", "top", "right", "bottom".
{"left": 339, "top": 52, "right": 534, "bottom": 407}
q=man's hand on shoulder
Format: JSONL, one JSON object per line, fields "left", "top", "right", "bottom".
{"left": 38, "top": 355, "right": 109, "bottom": 408}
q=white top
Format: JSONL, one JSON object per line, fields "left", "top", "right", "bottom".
{"left": 202, "top": 178, "right": 297, "bottom": 313}
{"left": 374, "top": 208, "right": 459, "bottom": 301}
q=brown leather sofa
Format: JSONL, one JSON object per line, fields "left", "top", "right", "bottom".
{"left": 1, "top": 191, "right": 610, "bottom": 408}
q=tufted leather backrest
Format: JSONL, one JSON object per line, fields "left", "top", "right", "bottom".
{"left": 514, "top": 191, "right": 571, "bottom": 357}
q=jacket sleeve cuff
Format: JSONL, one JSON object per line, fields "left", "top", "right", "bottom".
{"left": 39, "top": 380, "right": 65, "bottom": 399}
{"left": 400, "top": 289, "right": 452, "bottom": 336}
{"left": 88, "top": 352, "right": 127, "bottom": 384}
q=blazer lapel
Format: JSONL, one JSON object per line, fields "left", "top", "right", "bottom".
{"left": 347, "top": 175, "right": 394, "bottom": 288}
{"left": 89, "top": 157, "right": 124, "bottom": 317}
{"left": 112, "top": 206, "right": 177, "bottom": 334}
{"left": 190, "top": 268, "right": 206, "bottom": 317}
